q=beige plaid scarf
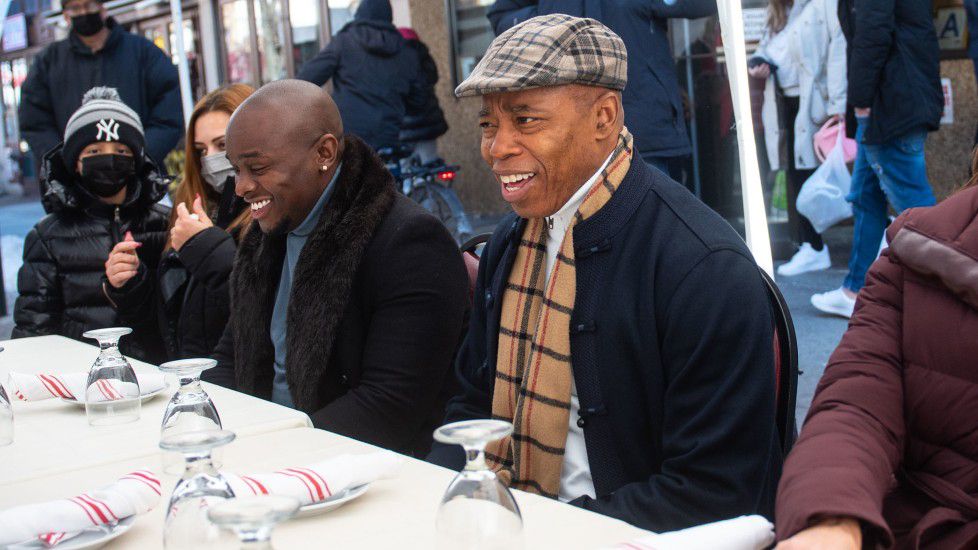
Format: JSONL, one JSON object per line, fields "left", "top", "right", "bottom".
{"left": 487, "top": 129, "right": 633, "bottom": 498}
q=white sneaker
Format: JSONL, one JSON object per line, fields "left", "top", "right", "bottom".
{"left": 776, "top": 243, "right": 831, "bottom": 277}
{"left": 811, "top": 287, "right": 856, "bottom": 318}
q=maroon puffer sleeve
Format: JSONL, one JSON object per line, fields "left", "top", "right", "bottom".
{"left": 775, "top": 248, "right": 907, "bottom": 547}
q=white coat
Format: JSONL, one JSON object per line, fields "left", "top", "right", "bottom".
{"left": 755, "top": 0, "right": 847, "bottom": 170}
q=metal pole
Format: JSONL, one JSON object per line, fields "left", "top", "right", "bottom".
{"left": 169, "top": 0, "right": 194, "bottom": 127}
{"left": 715, "top": 0, "right": 773, "bottom": 275}
{"left": 683, "top": 19, "right": 701, "bottom": 198}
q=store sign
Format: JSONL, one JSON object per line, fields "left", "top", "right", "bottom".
{"left": 742, "top": 8, "right": 767, "bottom": 43}
{"left": 935, "top": 7, "right": 966, "bottom": 50}
{"left": 941, "top": 78, "right": 953, "bottom": 125}
{"left": 2, "top": 13, "right": 27, "bottom": 52}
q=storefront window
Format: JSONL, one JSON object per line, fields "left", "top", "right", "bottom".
{"left": 289, "top": 0, "right": 321, "bottom": 73}
{"left": 254, "top": 0, "right": 288, "bottom": 82}
{"left": 169, "top": 18, "right": 204, "bottom": 100}
{"left": 327, "top": 0, "right": 355, "bottom": 34}
{"left": 446, "top": 0, "right": 494, "bottom": 87}
{"left": 222, "top": 0, "right": 256, "bottom": 84}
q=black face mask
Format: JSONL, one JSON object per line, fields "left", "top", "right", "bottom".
{"left": 72, "top": 13, "right": 104, "bottom": 37}
{"left": 79, "top": 154, "right": 135, "bottom": 198}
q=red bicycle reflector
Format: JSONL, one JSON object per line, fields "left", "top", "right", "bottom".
{"left": 437, "top": 171, "right": 456, "bottom": 181}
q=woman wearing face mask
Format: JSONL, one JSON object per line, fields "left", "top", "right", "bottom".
{"left": 104, "top": 84, "right": 254, "bottom": 360}
{"left": 12, "top": 87, "right": 170, "bottom": 362}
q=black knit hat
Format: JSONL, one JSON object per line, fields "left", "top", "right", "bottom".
{"left": 62, "top": 87, "right": 146, "bottom": 171}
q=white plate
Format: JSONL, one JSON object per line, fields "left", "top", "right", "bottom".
{"left": 295, "top": 483, "right": 370, "bottom": 518}
{"left": 59, "top": 384, "right": 169, "bottom": 407}
{"left": 7, "top": 515, "right": 135, "bottom": 549}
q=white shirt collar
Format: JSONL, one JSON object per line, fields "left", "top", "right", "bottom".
{"left": 545, "top": 150, "right": 615, "bottom": 242}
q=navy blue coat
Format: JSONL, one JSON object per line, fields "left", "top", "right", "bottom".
{"left": 488, "top": 0, "right": 716, "bottom": 160}
{"left": 18, "top": 19, "right": 183, "bottom": 170}
{"left": 296, "top": 0, "right": 424, "bottom": 149}
{"left": 844, "top": 0, "right": 941, "bottom": 143}
{"left": 428, "top": 159, "right": 782, "bottom": 531}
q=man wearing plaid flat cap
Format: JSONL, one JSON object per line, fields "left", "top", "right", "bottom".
{"left": 429, "top": 15, "right": 783, "bottom": 532}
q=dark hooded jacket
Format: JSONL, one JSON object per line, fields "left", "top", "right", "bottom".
{"left": 18, "top": 18, "right": 183, "bottom": 171}
{"left": 777, "top": 185, "right": 978, "bottom": 549}
{"left": 296, "top": 0, "right": 424, "bottom": 149}
{"left": 488, "top": 0, "right": 718, "bottom": 160}
{"left": 838, "top": 0, "right": 942, "bottom": 143}
{"left": 203, "top": 136, "right": 469, "bottom": 457}
{"left": 12, "top": 146, "right": 170, "bottom": 362}
{"left": 105, "top": 178, "right": 247, "bottom": 361}
{"left": 399, "top": 31, "right": 448, "bottom": 144}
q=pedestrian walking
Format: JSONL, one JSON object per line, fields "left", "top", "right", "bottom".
{"left": 750, "top": 0, "right": 847, "bottom": 277}
{"left": 18, "top": 0, "right": 183, "bottom": 177}
{"left": 104, "top": 85, "right": 255, "bottom": 361}
{"left": 12, "top": 87, "right": 170, "bottom": 362}
{"left": 487, "top": 0, "right": 717, "bottom": 181}
{"left": 811, "top": 0, "right": 941, "bottom": 318}
{"left": 296, "top": 0, "right": 424, "bottom": 150}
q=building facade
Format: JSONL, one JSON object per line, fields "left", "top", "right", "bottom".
{"left": 8, "top": 0, "right": 978, "bottom": 231}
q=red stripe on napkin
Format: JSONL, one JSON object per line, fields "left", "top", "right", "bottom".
{"left": 77, "top": 495, "right": 114, "bottom": 524}
{"left": 298, "top": 467, "right": 332, "bottom": 498}
{"left": 277, "top": 470, "right": 316, "bottom": 502}
{"left": 46, "top": 375, "right": 75, "bottom": 399}
{"left": 242, "top": 476, "right": 269, "bottom": 495}
{"left": 283, "top": 468, "right": 325, "bottom": 501}
{"left": 68, "top": 497, "right": 100, "bottom": 526}
{"left": 37, "top": 375, "right": 68, "bottom": 398}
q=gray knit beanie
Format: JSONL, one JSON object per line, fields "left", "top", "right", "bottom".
{"left": 62, "top": 87, "right": 146, "bottom": 170}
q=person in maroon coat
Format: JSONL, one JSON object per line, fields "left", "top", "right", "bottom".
{"left": 775, "top": 171, "right": 978, "bottom": 549}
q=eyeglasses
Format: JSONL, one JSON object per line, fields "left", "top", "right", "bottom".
{"left": 63, "top": 0, "right": 101, "bottom": 16}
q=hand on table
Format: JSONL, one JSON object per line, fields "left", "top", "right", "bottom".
{"left": 105, "top": 231, "right": 141, "bottom": 289}
{"left": 775, "top": 518, "right": 862, "bottom": 550}
{"left": 171, "top": 195, "right": 214, "bottom": 251}
{"left": 748, "top": 62, "right": 771, "bottom": 79}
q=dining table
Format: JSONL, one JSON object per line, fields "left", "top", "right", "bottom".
{"left": 0, "top": 335, "right": 653, "bottom": 548}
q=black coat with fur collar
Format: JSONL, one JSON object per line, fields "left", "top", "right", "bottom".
{"left": 205, "top": 136, "right": 469, "bottom": 456}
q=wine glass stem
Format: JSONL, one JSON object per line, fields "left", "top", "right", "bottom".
{"left": 463, "top": 445, "right": 488, "bottom": 471}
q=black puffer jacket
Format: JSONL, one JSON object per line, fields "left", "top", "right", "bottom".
{"left": 841, "top": 0, "right": 942, "bottom": 143}
{"left": 106, "top": 179, "right": 245, "bottom": 360}
{"left": 399, "top": 35, "right": 448, "bottom": 144}
{"left": 296, "top": 0, "right": 424, "bottom": 149}
{"left": 12, "top": 145, "right": 170, "bottom": 362}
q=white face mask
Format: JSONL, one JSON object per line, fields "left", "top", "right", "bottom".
{"left": 200, "top": 151, "right": 234, "bottom": 192}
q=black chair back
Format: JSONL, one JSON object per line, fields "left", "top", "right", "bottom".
{"left": 759, "top": 268, "right": 800, "bottom": 456}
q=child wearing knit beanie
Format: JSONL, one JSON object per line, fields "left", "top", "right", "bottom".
{"left": 11, "top": 86, "right": 170, "bottom": 362}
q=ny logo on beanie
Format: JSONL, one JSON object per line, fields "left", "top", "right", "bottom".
{"left": 96, "top": 119, "right": 120, "bottom": 142}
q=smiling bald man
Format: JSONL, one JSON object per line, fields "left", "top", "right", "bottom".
{"left": 204, "top": 80, "right": 469, "bottom": 456}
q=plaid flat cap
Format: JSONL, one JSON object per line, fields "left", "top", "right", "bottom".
{"left": 455, "top": 14, "right": 627, "bottom": 98}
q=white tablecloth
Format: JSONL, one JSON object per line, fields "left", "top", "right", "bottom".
{"left": 0, "top": 428, "right": 652, "bottom": 549}
{"left": 0, "top": 335, "right": 312, "bottom": 485}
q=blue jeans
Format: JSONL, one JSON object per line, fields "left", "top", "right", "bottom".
{"left": 844, "top": 117, "right": 936, "bottom": 292}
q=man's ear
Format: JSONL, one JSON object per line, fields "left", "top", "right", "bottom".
{"left": 315, "top": 133, "right": 341, "bottom": 167}
{"left": 593, "top": 91, "right": 621, "bottom": 141}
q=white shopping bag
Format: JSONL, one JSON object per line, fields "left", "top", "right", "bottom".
{"left": 797, "top": 130, "right": 853, "bottom": 233}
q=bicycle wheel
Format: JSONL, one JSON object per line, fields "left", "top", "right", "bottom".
{"left": 408, "top": 183, "right": 465, "bottom": 242}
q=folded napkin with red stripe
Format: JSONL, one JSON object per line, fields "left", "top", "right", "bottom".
{"left": 607, "top": 516, "right": 775, "bottom": 550}
{"left": 224, "top": 452, "right": 402, "bottom": 506}
{"left": 5, "top": 371, "right": 166, "bottom": 402}
{"left": 0, "top": 470, "right": 161, "bottom": 547}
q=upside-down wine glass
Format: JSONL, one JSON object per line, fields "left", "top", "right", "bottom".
{"left": 161, "top": 429, "right": 237, "bottom": 549}
{"left": 434, "top": 419, "right": 523, "bottom": 550}
{"left": 82, "top": 327, "right": 140, "bottom": 426}
{"left": 208, "top": 495, "right": 300, "bottom": 549}
{"left": 159, "top": 358, "right": 222, "bottom": 473}
{"left": 0, "top": 347, "right": 12, "bottom": 446}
